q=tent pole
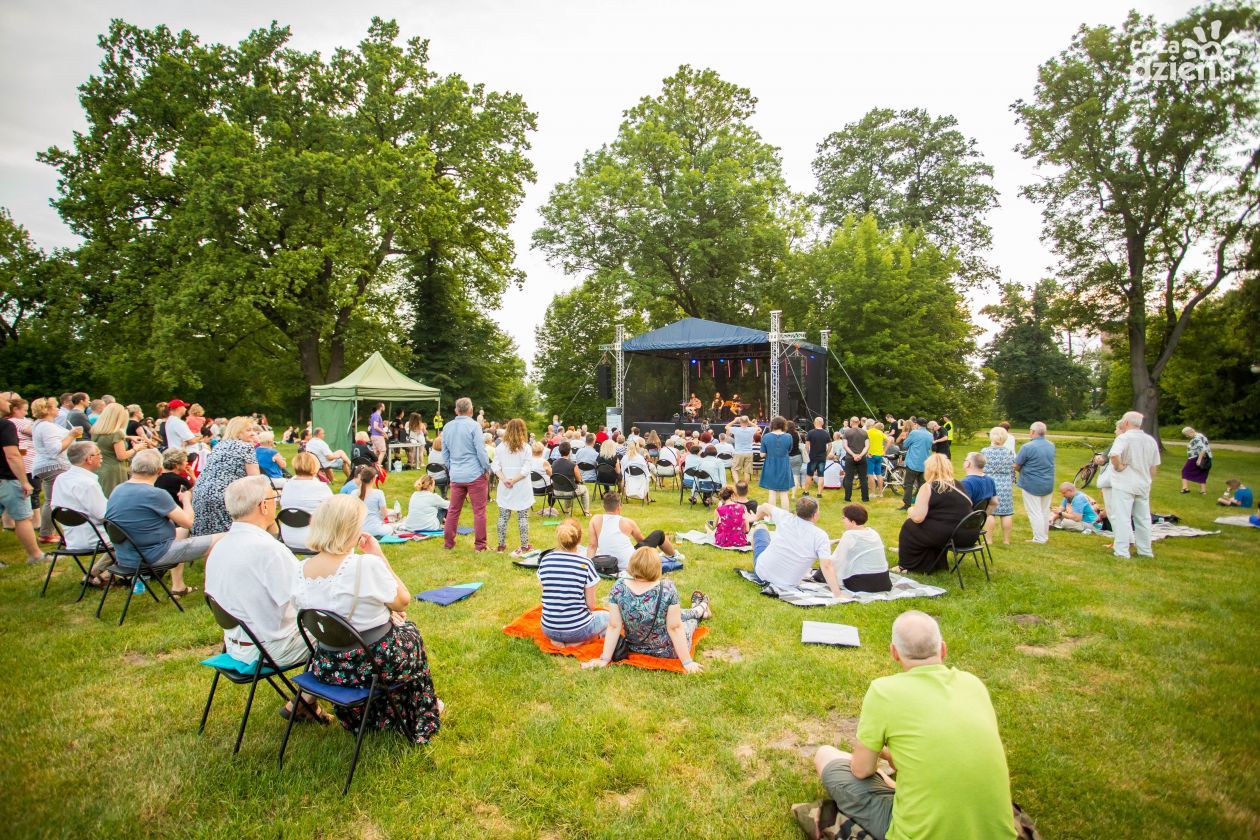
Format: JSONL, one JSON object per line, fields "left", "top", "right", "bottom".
{"left": 769, "top": 310, "right": 782, "bottom": 421}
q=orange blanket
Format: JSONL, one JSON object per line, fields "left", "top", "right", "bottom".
{"left": 503, "top": 605, "right": 708, "bottom": 673}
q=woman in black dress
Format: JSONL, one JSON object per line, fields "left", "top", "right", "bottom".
{"left": 897, "top": 453, "right": 979, "bottom": 573}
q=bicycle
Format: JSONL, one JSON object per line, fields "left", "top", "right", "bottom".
{"left": 1072, "top": 439, "right": 1108, "bottom": 489}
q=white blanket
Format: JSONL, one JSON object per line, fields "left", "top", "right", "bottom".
{"left": 736, "top": 568, "right": 946, "bottom": 606}
{"left": 677, "top": 529, "right": 754, "bottom": 552}
{"left": 1214, "top": 515, "right": 1258, "bottom": 528}
{"left": 1093, "top": 522, "right": 1220, "bottom": 541}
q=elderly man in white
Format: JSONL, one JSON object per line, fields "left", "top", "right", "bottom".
{"left": 204, "top": 476, "right": 329, "bottom": 722}
{"left": 304, "top": 426, "right": 352, "bottom": 480}
{"left": 1105, "top": 411, "right": 1161, "bottom": 559}
{"left": 50, "top": 441, "right": 111, "bottom": 574}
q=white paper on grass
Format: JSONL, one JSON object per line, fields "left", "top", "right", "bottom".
{"left": 802, "top": 621, "right": 860, "bottom": 647}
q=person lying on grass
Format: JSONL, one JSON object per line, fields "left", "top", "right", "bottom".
{"left": 812, "top": 610, "right": 1018, "bottom": 839}
{"left": 538, "top": 519, "right": 605, "bottom": 647}
{"left": 582, "top": 546, "right": 711, "bottom": 674}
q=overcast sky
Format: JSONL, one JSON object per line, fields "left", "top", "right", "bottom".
{"left": 0, "top": 0, "right": 1198, "bottom": 364}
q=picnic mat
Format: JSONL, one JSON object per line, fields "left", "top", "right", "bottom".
{"left": 378, "top": 534, "right": 431, "bottom": 544}
{"left": 736, "top": 568, "right": 946, "bottom": 607}
{"left": 676, "top": 529, "right": 754, "bottom": 552}
{"left": 1214, "top": 514, "right": 1259, "bottom": 528}
{"left": 396, "top": 527, "right": 474, "bottom": 537}
{"left": 502, "top": 605, "right": 708, "bottom": 673}
{"left": 416, "top": 582, "right": 483, "bottom": 605}
{"left": 1093, "top": 523, "right": 1220, "bottom": 541}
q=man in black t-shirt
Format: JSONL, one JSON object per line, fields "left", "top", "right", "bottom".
{"left": 549, "top": 441, "right": 589, "bottom": 515}
{"left": 840, "top": 417, "right": 870, "bottom": 502}
{"left": 804, "top": 417, "right": 832, "bottom": 500}
{"left": 0, "top": 392, "right": 45, "bottom": 564}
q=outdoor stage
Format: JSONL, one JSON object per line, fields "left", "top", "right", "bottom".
{"left": 614, "top": 314, "right": 829, "bottom": 433}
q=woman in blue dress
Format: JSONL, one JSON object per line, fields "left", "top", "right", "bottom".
{"left": 759, "top": 416, "right": 794, "bottom": 508}
{"left": 981, "top": 426, "right": 1016, "bottom": 545}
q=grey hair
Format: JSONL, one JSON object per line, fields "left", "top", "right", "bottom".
{"left": 1122, "top": 411, "right": 1144, "bottom": 428}
{"left": 966, "top": 451, "right": 986, "bottom": 469}
{"left": 891, "top": 610, "right": 943, "bottom": 661}
{"left": 1029, "top": 421, "right": 1047, "bottom": 436}
{"left": 129, "top": 448, "right": 163, "bottom": 476}
{"left": 224, "top": 475, "right": 273, "bottom": 520}
{"left": 67, "top": 441, "right": 99, "bottom": 466}
{"left": 455, "top": 397, "right": 473, "bottom": 415}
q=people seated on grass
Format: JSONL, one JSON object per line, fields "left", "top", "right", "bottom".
{"left": 204, "top": 476, "right": 331, "bottom": 724}
{"left": 255, "top": 429, "right": 287, "bottom": 486}
{"left": 292, "top": 494, "right": 442, "bottom": 743}
{"left": 1049, "top": 482, "right": 1098, "bottom": 532}
{"left": 1217, "top": 478, "right": 1253, "bottom": 508}
{"left": 583, "top": 546, "right": 711, "bottom": 674}
{"left": 732, "top": 480, "right": 759, "bottom": 515}
{"left": 587, "top": 492, "right": 681, "bottom": 573}
{"left": 749, "top": 496, "right": 839, "bottom": 596}
{"left": 343, "top": 465, "right": 393, "bottom": 538}
{"left": 707, "top": 485, "right": 752, "bottom": 548}
{"left": 550, "top": 441, "right": 590, "bottom": 516}
{"left": 401, "top": 474, "right": 448, "bottom": 533}
{"left": 810, "top": 611, "right": 1018, "bottom": 840}
{"left": 538, "top": 519, "right": 605, "bottom": 647}
{"left": 960, "top": 451, "right": 998, "bottom": 515}
{"left": 494, "top": 418, "right": 534, "bottom": 556}
{"left": 50, "top": 441, "right": 111, "bottom": 581}
{"left": 620, "top": 440, "right": 653, "bottom": 503}
{"left": 896, "top": 453, "right": 980, "bottom": 575}
{"left": 831, "top": 503, "right": 891, "bottom": 593}
{"left": 277, "top": 452, "right": 333, "bottom": 551}
{"left": 527, "top": 441, "right": 556, "bottom": 515}
{"left": 304, "top": 427, "right": 352, "bottom": 481}
{"left": 104, "top": 449, "right": 222, "bottom": 596}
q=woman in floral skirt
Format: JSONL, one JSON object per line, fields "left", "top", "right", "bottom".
{"left": 294, "top": 494, "right": 441, "bottom": 743}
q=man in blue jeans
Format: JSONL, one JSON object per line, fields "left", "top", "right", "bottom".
{"left": 899, "top": 418, "right": 934, "bottom": 511}
{"left": 441, "top": 397, "right": 490, "bottom": 551}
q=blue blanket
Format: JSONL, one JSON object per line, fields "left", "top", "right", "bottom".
{"left": 416, "top": 582, "right": 483, "bottom": 606}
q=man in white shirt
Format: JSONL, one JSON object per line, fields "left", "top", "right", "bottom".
{"left": 714, "top": 434, "right": 735, "bottom": 457}
{"left": 163, "top": 399, "right": 203, "bottom": 453}
{"left": 305, "top": 427, "right": 352, "bottom": 480}
{"left": 1105, "top": 411, "right": 1161, "bottom": 559}
{"left": 749, "top": 497, "right": 841, "bottom": 597}
{"left": 50, "top": 441, "right": 110, "bottom": 564}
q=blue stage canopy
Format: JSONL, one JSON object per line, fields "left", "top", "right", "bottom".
{"left": 622, "top": 317, "right": 825, "bottom": 356}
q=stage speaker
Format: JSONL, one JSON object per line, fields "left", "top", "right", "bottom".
{"left": 596, "top": 364, "right": 612, "bottom": 398}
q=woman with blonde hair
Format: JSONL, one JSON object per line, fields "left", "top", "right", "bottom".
{"left": 494, "top": 418, "right": 533, "bottom": 555}
{"left": 981, "top": 426, "right": 1016, "bottom": 545}
{"left": 403, "top": 474, "right": 448, "bottom": 532}
{"left": 92, "top": 402, "right": 151, "bottom": 497}
{"left": 278, "top": 451, "right": 332, "bottom": 550}
{"left": 896, "top": 453, "right": 980, "bottom": 573}
{"left": 191, "top": 416, "right": 260, "bottom": 536}
{"left": 31, "top": 396, "right": 80, "bottom": 540}
{"left": 292, "top": 494, "right": 442, "bottom": 743}
{"left": 583, "top": 546, "right": 711, "bottom": 674}
{"left": 538, "top": 519, "right": 604, "bottom": 646}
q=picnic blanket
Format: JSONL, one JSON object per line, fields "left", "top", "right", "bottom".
{"left": 676, "top": 529, "right": 754, "bottom": 552}
{"left": 378, "top": 534, "right": 431, "bottom": 544}
{"left": 416, "top": 582, "right": 483, "bottom": 605}
{"left": 393, "top": 527, "right": 474, "bottom": 537}
{"left": 503, "top": 605, "right": 708, "bottom": 673}
{"left": 1092, "top": 523, "right": 1220, "bottom": 541}
{"left": 736, "top": 568, "right": 947, "bottom": 606}
{"left": 1214, "top": 514, "right": 1259, "bottom": 528}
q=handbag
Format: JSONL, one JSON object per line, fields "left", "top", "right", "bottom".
{"left": 610, "top": 581, "right": 667, "bottom": 662}
{"left": 592, "top": 554, "right": 621, "bottom": 578}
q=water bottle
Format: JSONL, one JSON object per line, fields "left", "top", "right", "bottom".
{"left": 392, "top": 501, "right": 402, "bottom": 520}
{"left": 133, "top": 577, "right": 146, "bottom": 595}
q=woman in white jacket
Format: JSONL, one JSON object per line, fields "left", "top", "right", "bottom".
{"left": 494, "top": 418, "right": 534, "bottom": 556}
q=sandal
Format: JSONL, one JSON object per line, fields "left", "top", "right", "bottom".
{"left": 279, "top": 699, "right": 332, "bottom": 725}
{"left": 168, "top": 585, "right": 198, "bottom": 598}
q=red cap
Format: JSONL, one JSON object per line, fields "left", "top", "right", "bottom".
{"left": 167, "top": 399, "right": 189, "bottom": 411}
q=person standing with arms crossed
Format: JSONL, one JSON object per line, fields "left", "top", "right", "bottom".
{"left": 441, "top": 398, "right": 491, "bottom": 552}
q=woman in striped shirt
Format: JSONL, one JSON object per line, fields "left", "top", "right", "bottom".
{"left": 538, "top": 519, "right": 606, "bottom": 646}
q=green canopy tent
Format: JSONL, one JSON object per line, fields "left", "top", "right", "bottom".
{"left": 309, "top": 352, "right": 441, "bottom": 456}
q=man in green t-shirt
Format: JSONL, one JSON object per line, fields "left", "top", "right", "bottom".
{"left": 812, "top": 611, "right": 1017, "bottom": 839}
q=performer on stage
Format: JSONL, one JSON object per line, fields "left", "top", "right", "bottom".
{"left": 710, "top": 392, "right": 724, "bottom": 422}
{"left": 685, "top": 393, "right": 702, "bottom": 419}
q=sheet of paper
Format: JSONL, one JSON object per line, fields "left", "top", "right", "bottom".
{"left": 802, "top": 621, "right": 860, "bottom": 647}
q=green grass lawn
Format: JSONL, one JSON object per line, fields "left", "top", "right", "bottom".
{"left": 1, "top": 438, "right": 1258, "bottom": 838}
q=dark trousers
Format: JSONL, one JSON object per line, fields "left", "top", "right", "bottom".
{"left": 843, "top": 457, "right": 869, "bottom": 502}
{"left": 902, "top": 468, "right": 924, "bottom": 506}
{"left": 636, "top": 530, "right": 666, "bottom": 549}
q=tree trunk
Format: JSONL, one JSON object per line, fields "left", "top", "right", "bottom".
{"left": 1129, "top": 334, "right": 1164, "bottom": 450}
{"left": 298, "top": 336, "right": 326, "bottom": 386}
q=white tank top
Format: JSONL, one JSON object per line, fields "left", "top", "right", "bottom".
{"left": 596, "top": 513, "right": 637, "bottom": 569}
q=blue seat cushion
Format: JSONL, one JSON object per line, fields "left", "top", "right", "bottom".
{"left": 200, "top": 652, "right": 276, "bottom": 678}
{"left": 292, "top": 671, "right": 374, "bottom": 706}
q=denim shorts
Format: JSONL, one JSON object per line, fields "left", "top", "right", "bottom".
{"left": 866, "top": 455, "right": 884, "bottom": 475}
{"left": 806, "top": 459, "right": 827, "bottom": 476}
{"left": 544, "top": 610, "right": 610, "bottom": 645}
{"left": 0, "top": 479, "right": 33, "bottom": 522}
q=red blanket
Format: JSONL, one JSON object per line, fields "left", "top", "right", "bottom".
{"left": 503, "top": 605, "right": 708, "bottom": 674}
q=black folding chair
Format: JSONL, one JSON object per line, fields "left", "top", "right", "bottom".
{"left": 278, "top": 609, "right": 413, "bottom": 795}
{"left": 593, "top": 463, "right": 620, "bottom": 498}
{"left": 41, "top": 506, "right": 115, "bottom": 601}
{"left": 936, "top": 509, "right": 990, "bottom": 589}
{"left": 551, "top": 473, "right": 584, "bottom": 516}
{"left": 199, "top": 594, "right": 311, "bottom": 755}
{"left": 681, "top": 467, "right": 715, "bottom": 505}
{"left": 276, "top": 507, "right": 317, "bottom": 557}
{"left": 426, "top": 463, "right": 449, "bottom": 499}
{"left": 530, "top": 471, "right": 553, "bottom": 514}
{"left": 96, "top": 520, "right": 187, "bottom": 625}
{"left": 970, "top": 496, "right": 997, "bottom": 566}
{"left": 653, "top": 460, "right": 679, "bottom": 491}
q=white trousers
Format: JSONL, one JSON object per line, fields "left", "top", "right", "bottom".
{"left": 1108, "top": 487, "right": 1153, "bottom": 558}
{"left": 1022, "top": 490, "right": 1052, "bottom": 542}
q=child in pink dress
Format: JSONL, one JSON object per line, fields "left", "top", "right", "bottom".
{"left": 710, "top": 485, "right": 751, "bottom": 547}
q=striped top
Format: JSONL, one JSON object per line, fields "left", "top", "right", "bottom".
{"left": 538, "top": 550, "right": 599, "bottom": 633}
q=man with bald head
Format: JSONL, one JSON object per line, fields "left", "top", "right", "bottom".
{"left": 811, "top": 611, "right": 1017, "bottom": 839}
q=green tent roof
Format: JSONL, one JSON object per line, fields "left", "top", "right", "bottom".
{"left": 309, "top": 352, "right": 440, "bottom": 401}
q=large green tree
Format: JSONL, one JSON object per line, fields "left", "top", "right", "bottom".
{"left": 984, "top": 280, "right": 1094, "bottom": 422}
{"left": 532, "top": 65, "right": 795, "bottom": 324}
{"left": 811, "top": 108, "right": 999, "bottom": 284}
{"left": 1013, "top": 4, "right": 1260, "bottom": 444}
{"left": 40, "top": 18, "right": 535, "bottom": 403}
